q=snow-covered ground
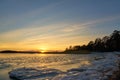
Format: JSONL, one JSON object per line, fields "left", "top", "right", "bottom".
{"left": 9, "top": 52, "right": 120, "bottom": 80}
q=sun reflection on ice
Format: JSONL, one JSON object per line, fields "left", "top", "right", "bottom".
{"left": 37, "top": 53, "right": 47, "bottom": 57}
{"left": 81, "top": 61, "right": 91, "bottom": 65}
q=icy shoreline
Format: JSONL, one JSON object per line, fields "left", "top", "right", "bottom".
{"left": 9, "top": 52, "right": 120, "bottom": 80}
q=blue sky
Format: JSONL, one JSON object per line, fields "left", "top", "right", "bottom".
{"left": 0, "top": 0, "right": 120, "bottom": 51}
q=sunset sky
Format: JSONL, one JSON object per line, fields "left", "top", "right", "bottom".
{"left": 0, "top": 0, "right": 120, "bottom": 51}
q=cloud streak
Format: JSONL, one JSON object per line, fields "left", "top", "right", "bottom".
{"left": 0, "top": 0, "right": 65, "bottom": 28}
{"left": 0, "top": 15, "right": 120, "bottom": 50}
{"left": 61, "top": 15, "right": 120, "bottom": 32}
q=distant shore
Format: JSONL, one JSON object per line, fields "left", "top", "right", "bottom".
{"left": 0, "top": 50, "right": 91, "bottom": 54}
{"left": 0, "top": 50, "right": 40, "bottom": 54}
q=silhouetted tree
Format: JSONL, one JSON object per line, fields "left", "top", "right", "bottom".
{"left": 102, "top": 36, "right": 110, "bottom": 51}
{"left": 95, "top": 38, "right": 103, "bottom": 51}
{"left": 73, "top": 46, "right": 81, "bottom": 51}
{"left": 65, "top": 30, "right": 120, "bottom": 52}
{"left": 80, "top": 45, "right": 87, "bottom": 50}
{"left": 109, "top": 30, "right": 120, "bottom": 51}
{"left": 87, "top": 41, "right": 94, "bottom": 51}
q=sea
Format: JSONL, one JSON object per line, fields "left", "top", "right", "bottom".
{"left": 0, "top": 53, "right": 105, "bottom": 80}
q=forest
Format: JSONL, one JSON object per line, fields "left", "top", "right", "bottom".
{"left": 65, "top": 30, "right": 120, "bottom": 52}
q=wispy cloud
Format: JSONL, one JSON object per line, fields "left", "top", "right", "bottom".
{"left": 0, "top": 15, "right": 120, "bottom": 50}
{"left": 61, "top": 15, "right": 120, "bottom": 32}
{"left": 82, "top": 15, "right": 120, "bottom": 26}
{"left": 0, "top": 0, "right": 65, "bottom": 27}
{"left": 1, "top": 15, "right": 120, "bottom": 42}
{"left": 0, "top": 23, "right": 66, "bottom": 39}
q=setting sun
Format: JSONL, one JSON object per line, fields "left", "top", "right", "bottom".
{"left": 39, "top": 47, "right": 47, "bottom": 53}
{"left": 41, "top": 50, "right": 45, "bottom": 53}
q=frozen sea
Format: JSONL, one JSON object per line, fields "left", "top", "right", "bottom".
{"left": 0, "top": 52, "right": 119, "bottom": 80}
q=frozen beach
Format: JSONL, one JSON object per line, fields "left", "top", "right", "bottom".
{"left": 0, "top": 52, "right": 120, "bottom": 80}
{"left": 9, "top": 53, "right": 120, "bottom": 80}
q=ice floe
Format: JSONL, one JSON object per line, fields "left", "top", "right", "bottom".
{"left": 9, "top": 67, "right": 62, "bottom": 80}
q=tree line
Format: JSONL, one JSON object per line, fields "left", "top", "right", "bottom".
{"left": 65, "top": 30, "right": 120, "bottom": 52}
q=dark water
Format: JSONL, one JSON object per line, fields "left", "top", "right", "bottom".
{"left": 0, "top": 53, "right": 104, "bottom": 80}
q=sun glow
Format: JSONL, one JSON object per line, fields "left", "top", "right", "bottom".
{"left": 41, "top": 50, "right": 45, "bottom": 53}
{"left": 39, "top": 47, "right": 47, "bottom": 53}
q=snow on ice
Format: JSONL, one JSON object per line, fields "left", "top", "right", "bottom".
{"left": 9, "top": 52, "right": 120, "bottom": 80}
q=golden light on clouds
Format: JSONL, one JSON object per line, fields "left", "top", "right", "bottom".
{"left": 0, "top": 15, "right": 119, "bottom": 51}
{"left": 0, "top": 0, "right": 120, "bottom": 51}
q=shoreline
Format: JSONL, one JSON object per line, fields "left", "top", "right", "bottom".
{"left": 8, "top": 52, "right": 120, "bottom": 80}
